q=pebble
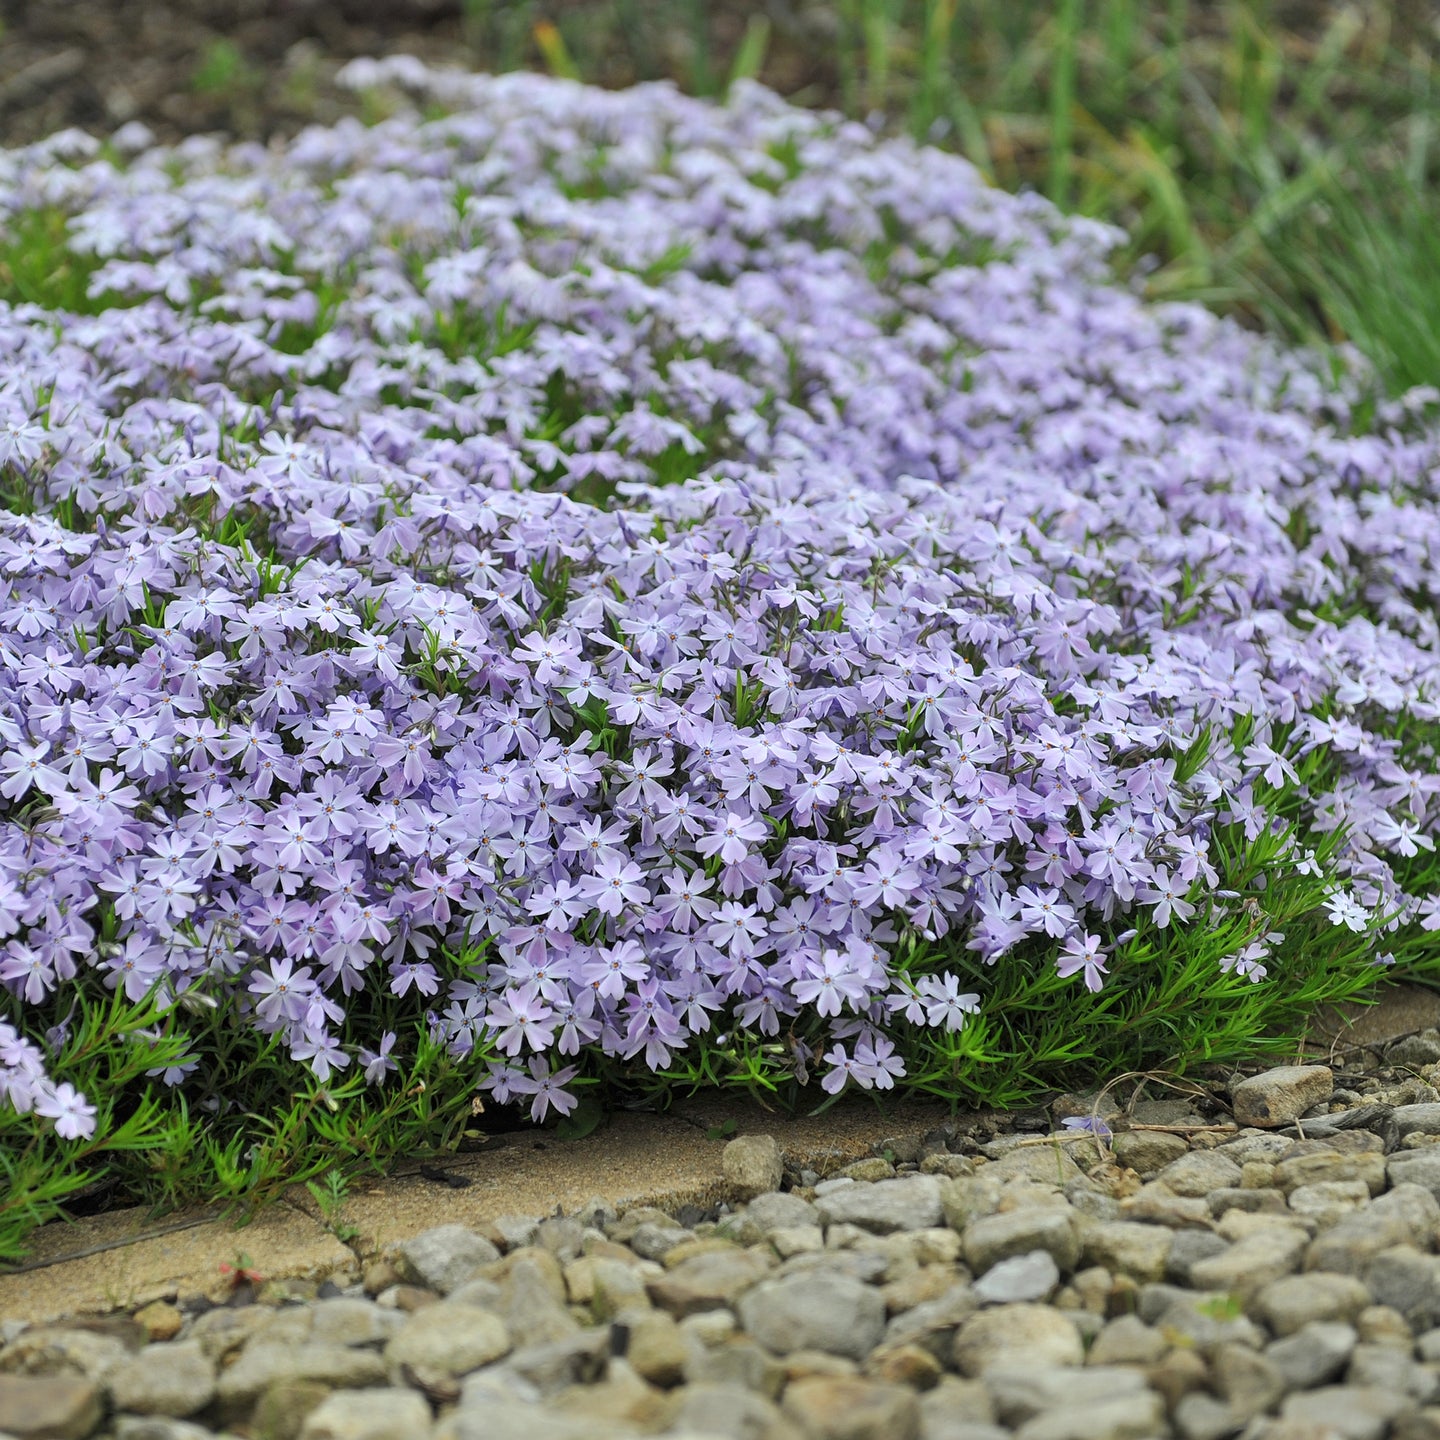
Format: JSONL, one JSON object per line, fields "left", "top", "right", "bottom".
{"left": 962, "top": 1206, "right": 1080, "bottom": 1274}
{"left": 813, "top": 1175, "right": 944, "bottom": 1234}
{"left": 972, "top": 1250, "right": 1060, "bottom": 1304}
{"left": 395, "top": 1225, "right": 501, "bottom": 1295}
{"left": 1232, "top": 1065, "right": 1336, "bottom": 1128}
{"left": 1081, "top": 1219, "right": 1174, "bottom": 1281}
{"left": 26, "top": 1067, "right": 1440, "bottom": 1440}
{"left": 720, "top": 1134, "right": 784, "bottom": 1200}
{"left": 1254, "top": 1273, "right": 1374, "bottom": 1335}
{"left": 736, "top": 1270, "right": 886, "bottom": 1359}
{"left": 1266, "top": 1319, "right": 1358, "bottom": 1389}
{"left": 952, "top": 1304, "right": 1083, "bottom": 1375}
{"left": 1111, "top": 1128, "right": 1190, "bottom": 1173}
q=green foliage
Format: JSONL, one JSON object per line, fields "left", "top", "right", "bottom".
{"left": 449, "top": 2, "right": 1440, "bottom": 390}
{"left": 0, "top": 209, "right": 109, "bottom": 315}
{"left": 191, "top": 40, "right": 259, "bottom": 99}
{"left": 0, "top": 965, "right": 489, "bottom": 1265}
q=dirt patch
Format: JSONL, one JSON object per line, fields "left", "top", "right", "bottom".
{"left": 0, "top": 0, "right": 826, "bottom": 147}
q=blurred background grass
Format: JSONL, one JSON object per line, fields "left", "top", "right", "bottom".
{"left": 450, "top": 0, "right": 1440, "bottom": 393}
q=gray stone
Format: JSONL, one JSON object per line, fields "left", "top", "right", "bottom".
{"left": 742, "top": 1190, "right": 818, "bottom": 1235}
{"left": 1274, "top": 1150, "right": 1386, "bottom": 1197}
{"left": 384, "top": 1304, "right": 511, "bottom": 1377}
{"left": 919, "top": 1376, "right": 995, "bottom": 1426}
{"left": 308, "top": 1299, "right": 403, "bottom": 1347}
{"left": 1013, "top": 1395, "right": 1166, "bottom": 1440}
{"left": 814, "top": 1176, "right": 943, "bottom": 1235}
{"left": 1120, "top": 1182, "right": 1213, "bottom": 1229}
{"left": 434, "top": 1398, "right": 634, "bottom": 1440}
{"left": 628, "top": 1221, "right": 691, "bottom": 1262}
{"left": 1393, "top": 1105, "right": 1440, "bottom": 1141}
{"left": 938, "top": 1176, "right": 1003, "bottom": 1231}
{"left": 769, "top": 1224, "right": 824, "bottom": 1258}
{"left": 666, "top": 1380, "right": 792, "bottom": 1439}
{"left": 481, "top": 1330, "right": 609, "bottom": 1398}
{"left": 982, "top": 1146, "right": 1084, "bottom": 1185}
{"left": 0, "top": 1327, "right": 133, "bottom": 1380}
{"left": 883, "top": 1282, "right": 980, "bottom": 1356}
{"left": 1280, "top": 1385, "right": 1414, "bottom": 1440}
{"left": 112, "top": 1420, "right": 216, "bottom": 1440}
{"left": 648, "top": 1247, "right": 772, "bottom": 1317}
{"left": 1066, "top": 1186, "right": 1123, "bottom": 1223}
{"left": 1110, "top": 1130, "right": 1189, "bottom": 1174}
{"left": 106, "top": 1340, "right": 215, "bottom": 1418}
{"left": 1389, "top": 1150, "right": 1440, "bottom": 1203}
{"left": 0, "top": 1374, "right": 102, "bottom": 1440}
{"left": 1266, "top": 1320, "right": 1357, "bottom": 1390}
{"left": 396, "top": 1226, "right": 501, "bottom": 1295}
{"left": 1288, "top": 1180, "right": 1371, "bottom": 1228}
{"left": 1347, "top": 1342, "right": 1440, "bottom": 1401}
{"left": 921, "top": 1424, "right": 1009, "bottom": 1440}
{"left": 534, "top": 1215, "right": 587, "bottom": 1263}
{"left": 984, "top": 1365, "right": 1150, "bottom": 1425}
{"left": 1232, "top": 1067, "right": 1335, "bottom": 1129}
{"left": 737, "top": 1270, "right": 885, "bottom": 1360}
{"left": 187, "top": 1305, "right": 277, "bottom": 1361}
{"left": 1081, "top": 1221, "right": 1174, "bottom": 1282}
{"left": 722, "top": 1135, "right": 785, "bottom": 1200}
{"left": 1147, "top": 1291, "right": 1267, "bottom": 1351}
{"left": 486, "top": 1214, "right": 542, "bottom": 1252}
{"left": 1167, "top": 1229, "right": 1232, "bottom": 1285}
{"left": 1210, "top": 1341, "right": 1285, "bottom": 1417}
{"left": 299, "top": 1388, "right": 433, "bottom": 1440}
{"left": 1157, "top": 1150, "right": 1244, "bottom": 1197}
{"left": 683, "top": 1334, "right": 784, "bottom": 1397}
{"left": 962, "top": 1208, "right": 1080, "bottom": 1275}
{"left": 614, "top": 1310, "right": 688, "bottom": 1388}
{"left": 1391, "top": 1033, "right": 1440, "bottom": 1066}
{"left": 1364, "top": 1245, "right": 1440, "bottom": 1331}
{"left": 781, "top": 1374, "right": 920, "bottom": 1440}
{"left": 952, "top": 1305, "right": 1083, "bottom": 1376}
{"left": 214, "top": 1343, "right": 389, "bottom": 1411}
{"left": 1209, "top": 1188, "right": 1289, "bottom": 1220}
{"left": 1172, "top": 1392, "right": 1243, "bottom": 1440}
{"left": 1308, "top": 1184, "right": 1440, "bottom": 1274}
{"left": 570, "top": 1255, "right": 649, "bottom": 1317}
{"left": 972, "top": 1251, "right": 1059, "bottom": 1305}
{"left": 486, "top": 1256, "right": 580, "bottom": 1350}
{"left": 1190, "top": 1227, "right": 1308, "bottom": 1297}
{"left": 1393, "top": 1410, "right": 1440, "bottom": 1440}
{"left": 108, "top": 1421, "right": 210, "bottom": 1440}
{"left": 1217, "top": 1133, "right": 1297, "bottom": 1166}
{"left": 1087, "top": 1315, "right": 1168, "bottom": 1366}
{"left": 1255, "top": 1272, "right": 1374, "bottom": 1336}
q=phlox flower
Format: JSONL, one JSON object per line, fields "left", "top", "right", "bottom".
{"left": 697, "top": 811, "right": 768, "bottom": 866}
{"left": 509, "top": 1056, "right": 580, "bottom": 1123}
{"left": 0, "top": 742, "right": 63, "bottom": 800}
{"left": 1056, "top": 933, "right": 1109, "bottom": 993}
{"left": 820, "top": 1043, "right": 872, "bottom": 1094}
{"left": 34, "top": 1082, "right": 96, "bottom": 1141}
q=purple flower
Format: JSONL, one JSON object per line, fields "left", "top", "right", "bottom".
{"left": 34, "top": 1082, "right": 97, "bottom": 1141}
{"left": 1056, "top": 934, "right": 1109, "bottom": 993}
{"left": 0, "top": 58, "right": 1433, "bottom": 1147}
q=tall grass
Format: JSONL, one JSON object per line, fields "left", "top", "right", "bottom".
{"left": 452, "top": 0, "right": 1440, "bottom": 391}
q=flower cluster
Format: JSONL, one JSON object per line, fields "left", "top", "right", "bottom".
{"left": 1, "top": 59, "right": 1438, "bottom": 1135}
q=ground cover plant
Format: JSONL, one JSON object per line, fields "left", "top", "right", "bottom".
{"left": 2, "top": 57, "right": 1440, "bottom": 1261}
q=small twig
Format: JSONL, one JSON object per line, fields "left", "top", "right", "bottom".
{"left": 1125, "top": 1122, "right": 1237, "bottom": 1135}
{"left": 0, "top": 1212, "right": 220, "bottom": 1276}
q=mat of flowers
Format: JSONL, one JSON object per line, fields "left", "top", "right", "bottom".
{"left": 2, "top": 57, "right": 1439, "bottom": 1141}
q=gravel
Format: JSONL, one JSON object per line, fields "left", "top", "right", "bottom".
{"left": 22, "top": 1061, "right": 1440, "bottom": 1438}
